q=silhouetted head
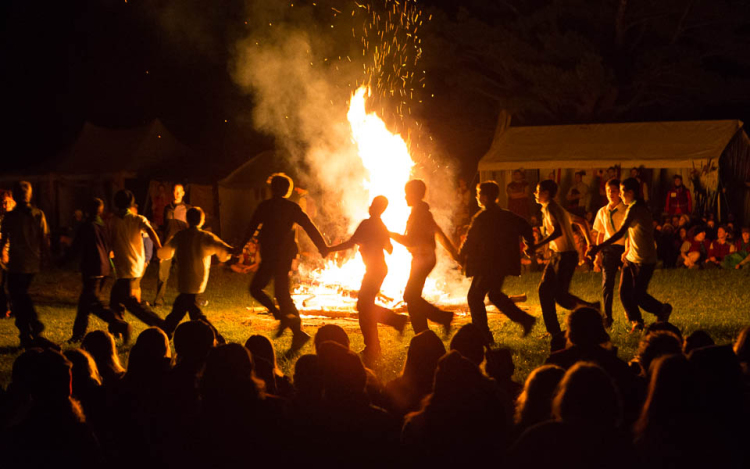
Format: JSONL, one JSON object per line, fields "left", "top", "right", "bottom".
{"left": 734, "top": 326, "right": 750, "bottom": 364}
{"left": 402, "top": 329, "right": 446, "bottom": 391}
{"left": 431, "top": 350, "right": 486, "bottom": 405}
{"left": 245, "top": 334, "right": 280, "bottom": 371}
{"left": 477, "top": 181, "right": 500, "bottom": 208}
{"left": 369, "top": 195, "right": 389, "bottom": 218}
{"left": 15, "top": 349, "right": 74, "bottom": 403}
{"left": 634, "top": 354, "right": 696, "bottom": 437}
{"left": 268, "top": 173, "right": 293, "bottom": 198}
{"left": 186, "top": 207, "right": 205, "bottom": 228}
{"left": 620, "top": 177, "right": 640, "bottom": 204}
{"left": 314, "top": 324, "right": 350, "bottom": 352}
{"left": 64, "top": 348, "right": 101, "bottom": 387}
{"left": 535, "top": 179, "right": 558, "bottom": 204}
{"left": 81, "top": 330, "right": 125, "bottom": 380}
{"left": 86, "top": 198, "right": 104, "bottom": 219}
{"left": 688, "top": 345, "right": 744, "bottom": 421}
{"left": 485, "top": 348, "right": 515, "bottom": 382}
{"left": 114, "top": 189, "right": 136, "bottom": 210}
{"left": 201, "top": 343, "right": 264, "bottom": 403}
{"left": 515, "top": 364, "right": 566, "bottom": 427}
{"left": 553, "top": 362, "right": 622, "bottom": 429}
{"left": 127, "top": 327, "right": 171, "bottom": 378}
{"left": 405, "top": 179, "right": 427, "bottom": 206}
{"left": 12, "top": 181, "right": 32, "bottom": 205}
{"left": 294, "top": 354, "right": 322, "bottom": 401}
{"left": 174, "top": 320, "right": 215, "bottom": 364}
{"left": 566, "top": 307, "right": 610, "bottom": 346}
{"left": 449, "top": 324, "right": 486, "bottom": 366}
{"left": 637, "top": 331, "right": 683, "bottom": 376}
{"left": 317, "top": 341, "right": 367, "bottom": 402}
{"left": 683, "top": 330, "right": 714, "bottom": 355}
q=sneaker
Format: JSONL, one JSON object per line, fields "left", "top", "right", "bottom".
{"left": 656, "top": 303, "right": 673, "bottom": 323}
{"left": 630, "top": 321, "right": 644, "bottom": 334}
{"left": 288, "top": 331, "right": 311, "bottom": 355}
{"left": 275, "top": 314, "right": 299, "bottom": 338}
{"left": 521, "top": 315, "right": 536, "bottom": 338}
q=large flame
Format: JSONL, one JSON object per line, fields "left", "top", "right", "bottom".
{"left": 293, "top": 86, "right": 450, "bottom": 312}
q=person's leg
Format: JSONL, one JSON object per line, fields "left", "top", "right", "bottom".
{"left": 163, "top": 293, "right": 191, "bottom": 334}
{"left": 9, "top": 273, "right": 38, "bottom": 344}
{"left": 249, "top": 260, "right": 280, "bottom": 319}
{"left": 122, "top": 278, "right": 165, "bottom": 328}
{"left": 619, "top": 261, "right": 643, "bottom": 325}
{"left": 404, "top": 254, "right": 452, "bottom": 333}
{"left": 554, "top": 251, "right": 596, "bottom": 310}
{"left": 109, "top": 278, "right": 127, "bottom": 322}
{"left": 601, "top": 246, "right": 624, "bottom": 325}
{"left": 357, "top": 272, "right": 381, "bottom": 359}
{"left": 632, "top": 263, "right": 667, "bottom": 317}
{"left": 486, "top": 274, "right": 536, "bottom": 337}
{"left": 274, "top": 256, "right": 300, "bottom": 327}
{"left": 72, "top": 275, "right": 97, "bottom": 340}
{"left": 538, "top": 257, "right": 561, "bottom": 335}
{"left": 467, "top": 275, "right": 492, "bottom": 341}
{"left": 183, "top": 293, "right": 225, "bottom": 343}
{"left": 154, "top": 258, "right": 172, "bottom": 305}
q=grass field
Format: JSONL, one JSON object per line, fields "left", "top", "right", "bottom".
{"left": 1, "top": 264, "right": 749, "bottom": 388}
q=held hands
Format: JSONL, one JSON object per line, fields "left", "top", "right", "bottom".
{"left": 585, "top": 244, "right": 599, "bottom": 261}
{"left": 523, "top": 243, "right": 536, "bottom": 258}
{"left": 319, "top": 246, "right": 330, "bottom": 258}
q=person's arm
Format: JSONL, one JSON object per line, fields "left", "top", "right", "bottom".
{"left": 531, "top": 222, "right": 561, "bottom": 251}
{"left": 294, "top": 208, "right": 329, "bottom": 255}
{"left": 141, "top": 217, "right": 162, "bottom": 250}
{"left": 384, "top": 237, "right": 393, "bottom": 255}
{"left": 238, "top": 205, "right": 264, "bottom": 254}
{"left": 327, "top": 237, "right": 356, "bottom": 253}
{"left": 435, "top": 222, "right": 459, "bottom": 262}
{"left": 587, "top": 208, "right": 635, "bottom": 258}
{"left": 156, "top": 235, "right": 176, "bottom": 261}
{"left": 568, "top": 211, "right": 592, "bottom": 245}
{"left": 39, "top": 211, "right": 51, "bottom": 264}
{"left": 207, "top": 233, "right": 234, "bottom": 263}
{"left": 389, "top": 231, "right": 410, "bottom": 247}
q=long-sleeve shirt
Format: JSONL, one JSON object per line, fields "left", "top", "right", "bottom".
{"left": 109, "top": 210, "right": 154, "bottom": 279}
{"left": 243, "top": 197, "right": 326, "bottom": 261}
{"left": 157, "top": 227, "right": 232, "bottom": 294}
{"left": 69, "top": 218, "right": 111, "bottom": 277}
{"left": 403, "top": 201, "right": 439, "bottom": 256}
{"left": 665, "top": 187, "right": 692, "bottom": 215}
{"left": 0, "top": 205, "right": 48, "bottom": 274}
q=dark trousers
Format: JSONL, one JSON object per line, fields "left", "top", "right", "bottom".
{"left": 110, "top": 278, "right": 164, "bottom": 328}
{"left": 154, "top": 258, "right": 173, "bottom": 304}
{"left": 164, "top": 293, "right": 225, "bottom": 342}
{"left": 358, "top": 268, "right": 405, "bottom": 354}
{"left": 468, "top": 273, "right": 533, "bottom": 342}
{"left": 619, "top": 261, "right": 664, "bottom": 323}
{"left": 8, "top": 272, "right": 43, "bottom": 342}
{"left": 0, "top": 269, "right": 9, "bottom": 314}
{"left": 538, "top": 251, "right": 589, "bottom": 334}
{"left": 250, "top": 256, "right": 301, "bottom": 332}
{"left": 600, "top": 245, "right": 625, "bottom": 321}
{"left": 73, "top": 276, "right": 124, "bottom": 339}
{"left": 404, "top": 253, "right": 452, "bottom": 334}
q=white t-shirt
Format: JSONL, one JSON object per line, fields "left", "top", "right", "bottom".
{"left": 542, "top": 200, "right": 576, "bottom": 253}
{"left": 110, "top": 211, "right": 152, "bottom": 279}
{"left": 624, "top": 201, "right": 657, "bottom": 264}
{"left": 158, "top": 227, "right": 232, "bottom": 294}
{"left": 593, "top": 201, "right": 626, "bottom": 246}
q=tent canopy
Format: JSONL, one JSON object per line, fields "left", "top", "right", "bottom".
{"left": 218, "top": 150, "right": 296, "bottom": 189}
{"left": 479, "top": 120, "right": 744, "bottom": 171}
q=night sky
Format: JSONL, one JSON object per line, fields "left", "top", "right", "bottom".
{"left": 2, "top": 0, "right": 750, "bottom": 176}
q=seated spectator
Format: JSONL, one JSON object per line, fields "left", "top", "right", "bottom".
{"left": 633, "top": 354, "right": 705, "bottom": 469}
{"left": 513, "top": 364, "right": 565, "bottom": 438}
{"left": 727, "top": 227, "right": 750, "bottom": 269}
{"left": 306, "top": 342, "right": 400, "bottom": 467}
{"left": 292, "top": 354, "right": 322, "bottom": 408}
{"left": 509, "top": 362, "right": 635, "bottom": 469}
{"left": 633, "top": 331, "right": 683, "bottom": 378}
{"left": 644, "top": 321, "right": 682, "bottom": 341}
{"left": 734, "top": 326, "right": 750, "bottom": 375}
{"left": 706, "top": 225, "right": 734, "bottom": 268}
{"left": 384, "top": 329, "right": 445, "bottom": 418}
{"left": 244, "top": 334, "right": 294, "bottom": 398}
{"left": 81, "top": 330, "right": 125, "bottom": 387}
{"left": 230, "top": 238, "right": 260, "bottom": 274}
{"left": 655, "top": 223, "right": 679, "bottom": 268}
{"left": 63, "top": 349, "right": 105, "bottom": 431}
{"left": 402, "top": 351, "right": 509, "bottom": 467}
{"left": 199, "top": 343, "right": 287, "bottom": 468}
{"left": 680, "top": 226, "right": 710, "bottom": 269}
{"left": 486, "top": 347, "right": 523, "bottom": 401}
{"left": 449, "top": 323, "right": 486, "bottom": 366}
{"left": 545, "top": 307, "right": 643, "bottom": 425}
{"left": 2, "top": 349, "right": 103, "bottom": 469}
{"left": 683, "top": 330, "right": 714, "bottom": 355}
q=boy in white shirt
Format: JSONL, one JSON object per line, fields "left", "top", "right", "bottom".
{"left": 158, "top": 207, "right": 232, "bottom": 342}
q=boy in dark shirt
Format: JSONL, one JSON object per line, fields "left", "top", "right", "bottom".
{"left": 391, "top": 179, "right": 458, "bottom": 335}
{"left": 328, "top": 196, "right": 408, "bottom": 366}
{"left": 67, "top": 198, "right": 131, "bottom": 343}
{"left": 240, "top": 173, "right": 329, "bottom": 354}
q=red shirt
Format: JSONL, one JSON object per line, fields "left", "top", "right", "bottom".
{"left": 665, "top": 187, "right": 692, "bottom": 215}
{"left": 709, "top": 240, "right": 732, "bottom": 260}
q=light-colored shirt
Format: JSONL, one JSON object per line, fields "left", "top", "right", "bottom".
{"left": 158, "top": 226, "right": 232, "bottom": 294}
{"left": 593, "top": 201, "right": 626, "bottom": 246}
{"left": 110, "top": 210, "right": 153, "bottom": 279}
{"left": 542, "top": 200, "right": 576, "bottom": 253}
{"left": 0, "top": 206, "right": 48, "bottom": 274}
{"left": 624, "top": 200, "right": 657, "bottom": 264}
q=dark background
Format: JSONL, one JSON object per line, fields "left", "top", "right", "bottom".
{"left": 2, "top": 0, "right": 749, "bottom": 178}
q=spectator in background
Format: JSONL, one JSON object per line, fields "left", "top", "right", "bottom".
{"left": 630, "top": 167, "right": 649, "bottom": 203}
{"left": 513, "top": 364, "right": 566, "bottom": 438}
{"left": 230, "top": 238, "right": 260, "bottom": 274}
{"left": 707, "top": 225, "right": 735, "bottom": 268}
{"left": 81, "top": 330, "right": 126, "bottom": 387}
{"left": 680, "top": 226, "right": 710, "bottom": 269}
{"left": 596, "top": 167, "right": 618, "bottom": 207}
{"left": 0, "top": 190, "right": 16, "bottom": 318}
{"left": 506, "top": 169, "right": 530, "bottom": 220}
{"left": 154, "top": 183, "right": 190, "bottom": 307}
{"left": 0, "top": 181, "right": 53, "bottom": 349}
{"left": 150, "top": 183, "right": 169, "bottom": 228}
{"left": 656, "top": 223, "right": 679, "bottom": 268}
{"left": 727, "top": 227, "right": 750, "bottom": 269}
{"left": 244, "top": 334, "right": 294, "bottom": 398}
{"left": 665, "top": 174, "right": 692, "bottom": 216}
{"left": 566, "top": 170, "right": 588, "bottom": 218}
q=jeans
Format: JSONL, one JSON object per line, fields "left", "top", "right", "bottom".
{"left": 538, "top": 251, "right": 590, "bottom": 334}
{"left": 8, "top": 272, "right": 43, "bottom": 342}
{"left": 403, "top": 253, "right": 452, "bottom": 333}
{"left": 250, "top": 255, "right": 301, "bottom": 333}
{"left": 163, "top": 293, "right": 224, "bottom": 343}
{"left": 619, "top": 261, "right": 664, "bottom": 323}
{"left": 110, "top": 277, "right": 164, "bottom": 328}
{"left": 73, "top": 276, "right": 124, "bottom": 339}
{"left": 600, "top": 245, "right": 625, "bottom": 321}
{"left": 358, "top": 267, "right": 405, "bottom": 355}
{"left": 467, "top": 272, "right": 533, "bottom": 342}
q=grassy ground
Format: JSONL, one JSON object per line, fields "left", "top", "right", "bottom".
{"left": 1, "top": 264, "right": 749, "bottom": 388}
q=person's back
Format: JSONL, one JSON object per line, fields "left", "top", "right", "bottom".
{"left": 352, "top": 216, "right": 390, "bottom": 269}
{"left": 168, "top": 225, "right": 231, "bottom": 293}
{"left": 75, "top": 217, "right": 110, "bottom": 277}
{"left": 2, "top": 204, "right": 47, "bottom": 274}
{"left": 110, "top": 209, "right": 151, "bottom": 279}
{"left": 252, "top": 197, "right": 308, "bottom": 258}
{"left": 463, "top": 204, "right": 530, "bottom": 277}
{"left": 624, "top": 200, "right": 657, "bottom": 264}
